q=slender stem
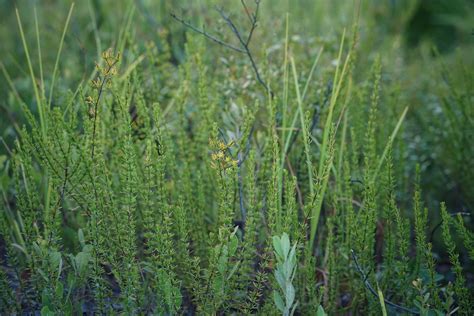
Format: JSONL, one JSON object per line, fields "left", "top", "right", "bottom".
{"left": 172, "top": 1, "right": 272, "bottom": 97}
{"left": 290, "top": 58, "right": 313, "bottom": 197}
{"left": 90, "top": 59, "right": 119, "bottom": 160}
{"left": 245, "top": 1, "right": 259, "bottom": 45}
{"left": 48, "top": 3, "right": 75, "bottom": 109}
{"left": 240, "top": 0, "right": 254, "bottom": 24}
{"left": 351, "top": 249, "right": 420, "bottom": 315}
{"left": 91, "top": 78, "right": 107, "bottom": 161}
{"left": 170, "top": 13, "right": 246, "bottom": 53}
{"left": 16, "top": 8, "right": 45, "bottom": 138}
{"left": 215, "top": 6, "right": 271, "bottom": 97}
{"left": 34, "top": 7, "right": 45, "bottom": 102}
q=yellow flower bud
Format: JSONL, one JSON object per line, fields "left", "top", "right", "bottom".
{"left": 85, "top": 95, "right": 94, "bottom": 105}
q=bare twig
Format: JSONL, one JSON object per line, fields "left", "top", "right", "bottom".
{"left": 244, "top": 0, "right": 260, "bottom": 45}
{"left": 171, "top": 0, "right": 272, "bottom": 97}
{"left": 215, "top": 5, "right": 271, "bottom": 96}
{"left": 170, "top": 13, "right": 246, "bottom": 54}
{"left": 240, "top": 0, "right": 254, "bottom": 24}
{"left": 350, "top": 249, "right": 420, "bottom": 315}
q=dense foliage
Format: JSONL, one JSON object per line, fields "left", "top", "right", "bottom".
{"left": 0, "top": 0, "right": 473, "bottom": 314}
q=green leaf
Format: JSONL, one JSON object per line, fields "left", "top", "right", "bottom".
{"left": 55, "top": 281, "right": 64, "bottom": 299}
{"left": 0, "top": 155, "right": 7, "bottom": 169}
{"left": 41, "top": 288, "right": 51, "bottom": 307}
{"left": 217, "top": 245, "right": 228, "bottom": 274}
{"left": 227, "top": 261, "right": 241, "bottom": 280}
{"left": 75, "top": 251, "right": 91, "bottom": 275}
{"left": 281, "top": 233, "right": 290, "bottom": 258}
{"left": 82, "top": 245, "right": 93, "bottom": 253}
{"left": 213, "top": 276, "right": 224, "bottom": 296}
{"left": 41, "top": 306, "right": 54, "bottom": 316}
{"left": 286, "top": 283, "right": 295, "bottom": 308}
{"left": 275, "top": 269, "right": 286, "bottom": 290}
{"left": 377, "top": 285, "right": 388, "bottom": 316}
{"left": 273, "top": 290, "right": 285, "bottom": 313}
{"left": 78, "top": 229, "right": 85, "bottom": 248}
{"left": 289, "top": 243, "right": 297, "bottom": 267}
{"left": 229, "top": 234, "right": 238, "bottom": 256}
{"left": 316, "top": 305, "right": 326, "bottom": 316}
{"left": 273, "top": 235, "right": 284, "bottom": 260}
{"left": 49, "top": 251, "right": 62, "bottom": 268}
{"left": 413, "top": 300, "right": 422, "bottom": 310}
{"left": 37, "top": 268, "right": 49, "bottom": 282}
{"left": 64, "top": 300, "right": 73, "bottom": 315}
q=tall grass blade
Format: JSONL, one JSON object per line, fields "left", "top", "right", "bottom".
{"left": 47, "top": 3, "right": 75, "bottom": 109}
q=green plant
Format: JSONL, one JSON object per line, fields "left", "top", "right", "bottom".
{"left": 272, "top": 233, "right": 298, "bottom": 315}
{"left": 0, "top": 1, "right": 473, "bottom": 314}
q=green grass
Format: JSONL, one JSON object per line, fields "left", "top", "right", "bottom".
{"left": 0, "top": 0, "right": 473, "bottom": 314}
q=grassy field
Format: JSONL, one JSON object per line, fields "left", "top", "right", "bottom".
{"left": 0, "top": 0, "right": 473, "bottom": 314}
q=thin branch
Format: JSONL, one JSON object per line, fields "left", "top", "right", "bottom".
{"left": 240, "top": 0, "right": 254, "bottom": 24}
{"left": 215, "top": 5, "right": 271, "bottom": 96}
{"left": 171, "top": 2, "right": 272, "bottom": 97}
{"left": 245, "top": 0, "right": 260, "bottom": 45}
{"left": 170, "top": 13, "right": 246, "bottom": 54}
{"left": 215, "top": 7, "right": 246, "bottom": 47}
{"left": 350, "top": 249, "right": 420, "bottom": 315}
{"left": 247, "top": 48, "right": 272, "bottom": 97}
